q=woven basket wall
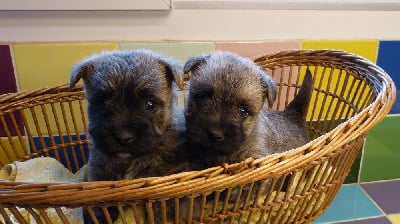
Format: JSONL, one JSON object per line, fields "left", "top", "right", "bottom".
{"left": 0, "top": 50, "right": 396, "bottom": 224}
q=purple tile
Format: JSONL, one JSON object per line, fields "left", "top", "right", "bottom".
{"left": 0, "top": 45, "right": 17, "bottom": 94}
{"left": 0, "top": 45, "right": 24, "bottom": 137}
{"left": 0, "top": 113, "right": 25, "bottom": 137}
{"left": 334, "top": 216, "right": 391, "bottom": 224}
{"left": 362, "top": 180, "right": 400, "bottom": 214}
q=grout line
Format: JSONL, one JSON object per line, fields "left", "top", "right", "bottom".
{"left": 330, "top": 215, "right": 389, "bottom": 223}
{"left": 357, "top": 138, "right": 367, "bottom": 183}
{"left": 361, "top": 177, "right": 400, "bottom": 184}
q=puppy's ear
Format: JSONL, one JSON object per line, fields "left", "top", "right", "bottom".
{"left": 183, "top": 54, "right": 210, "bottom": 77}
{"left": 70, "top": 59, "right": 95, "bottom": 91}
{"left": 286, "top": 68, "right": 313, "bottom": 118}
{"left": 259, "top": 70, "right": 277, "bottom": 108}
{"left": 158, "top": 57, "right": 185, "bottom": 90}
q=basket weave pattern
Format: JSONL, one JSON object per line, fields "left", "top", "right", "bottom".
{"left": 0, "top": 50, "right": 396, "bottom": 224}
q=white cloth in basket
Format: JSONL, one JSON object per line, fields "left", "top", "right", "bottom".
{"left": 0, "top": 157, "right": 86, "bottom": 224}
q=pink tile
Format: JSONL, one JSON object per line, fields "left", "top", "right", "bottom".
{"left": 215, "top": 41, "right": 301, "bottom": 58}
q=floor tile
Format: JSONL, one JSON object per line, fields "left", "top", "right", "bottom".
{"left": 361, "top": 115, "right": 400, "bottom": 182}
{"left": 362, "top": 180, "right": 400, "bottom": 214}
{"left": 312, "top": 184, "right": 383, "bottom": 223}
{"left": 119, "top": 42, "right": 215, "bottom": 63}
{"left": 377, "top": 40, "right": 400, "bottom": 114}
{"left": 215, "top": 41, "right": 301, "bottom": 58}
{"left": 388, "top": 214, "right": 400, "bottom": 224}
{"left": 335, "top": 216, "right": 392, "bottom": 224}
{"left": 333, "top": 216, "right": 391, "bottom": 224}
{"left": 12, "top": 43, "right": 118, "bottom": 90}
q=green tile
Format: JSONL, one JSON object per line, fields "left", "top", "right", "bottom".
{"left": 344, "top": 148, "right": 362, "bottom": 184}
{"left": 361, "top": 115, "right": 400, "bottom": 182}
{"left": 119, "top": 42, "right": 215, "bottom": 63}
{"left": 306, "top": 119, "right": 362, "bottom": 184}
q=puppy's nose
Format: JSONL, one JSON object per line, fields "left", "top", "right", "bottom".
{"left": 116, "top": 131, "right": 136, "bottom": 145}
{"left": 208, "top": 129, "right": 224, "bottom": 142}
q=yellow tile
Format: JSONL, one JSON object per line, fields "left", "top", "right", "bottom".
{"left": 0, "top": 137, "right": 28, "bottom": 166}
{"left": 301, "top": 40, "right": 379, "bottom": 63}
{"left": 389, "top": 214, "right": 400, "bottom": 224}
{"left": 301, "top": 41, "right": 379, "bottom": 120}
{"left": 21, "top": 100, "right": 88, "bottom": 136}
{"left": 12, "top": 43, "right": 116, "bottom": 135}
{"left": 13, "top": 43, "right": 118, "bottom": 90}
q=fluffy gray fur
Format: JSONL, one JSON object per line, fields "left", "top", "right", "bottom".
{"left": 183, "top": 51, "right": 312, "bottom": 169}
{"left": 177, "top": 51, "right": 313, "bottom": 222}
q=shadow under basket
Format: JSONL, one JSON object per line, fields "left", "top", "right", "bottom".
{"left": 0, "top": 50, "right": 396, "bottom": 224}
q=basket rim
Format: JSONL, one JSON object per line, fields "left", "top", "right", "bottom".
{"left": 0, "top": 49, "right": 396, "bottom": 204}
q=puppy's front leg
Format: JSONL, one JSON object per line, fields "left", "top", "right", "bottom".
{"left": 84, "top": 207, "right": 118, "bottom": 224}
{"left": 84, "top": 151, "right": 122, "bottom": 224}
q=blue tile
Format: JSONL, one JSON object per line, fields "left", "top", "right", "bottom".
{"left": 312, "top": 184, "right": 383, "bottom": 223}
{"left": 31, "top": 134, "right": 89, "bottom": 173}
{"left": 377, "top": 41, "right": 400, "bottom": 114}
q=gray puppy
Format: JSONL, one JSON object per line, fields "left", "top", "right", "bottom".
{"left": 183, "top": 51, "right": 312, "bottom": 169}
{"left": 178, "top": 51, "right": 312, "bottom": 222}
{"left": 69, "top": 49, "right": 185, "bottom": 224}
{"left": 174, "top": 51, "right": 312, "bottom": 222}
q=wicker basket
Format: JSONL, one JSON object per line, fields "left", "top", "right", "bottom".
{"left": 0, "top": 50, "right": 396, "bottom": 224}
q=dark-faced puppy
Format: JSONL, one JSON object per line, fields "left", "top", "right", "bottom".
{"left": 181, "top": 52, "right": 312, "bottom": 221}
{"left": 69, "top": 49, "right": 185, "bottom": 223}
{"left": 184, "top": 51, "right": 312, "bottom": 168}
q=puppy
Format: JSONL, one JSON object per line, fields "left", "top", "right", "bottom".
{"left": 183, "top": 51, "right": 312, "bottom": 169}
{"left": 69, "top": 49, "right": 185, "bottom": 224}
{"left": 180, "top": 51, "right": 313, "bottom": 221}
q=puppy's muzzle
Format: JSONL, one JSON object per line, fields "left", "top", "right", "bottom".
{"left": 208, "top": 129, "right": 224, "bottom": 142}
{"left": 115, "top": 130, "right": 136, "bottom": 145}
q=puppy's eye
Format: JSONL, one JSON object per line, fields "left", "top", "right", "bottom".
{"left": 145, "top": 100, "right": 157, "bottom": 111}
{"left": 238, "top": 105, "right": 249, "bottom": 118}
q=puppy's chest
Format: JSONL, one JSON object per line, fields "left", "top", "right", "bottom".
{"left": 121, "top": 154, "right": 164, "bottom": 179}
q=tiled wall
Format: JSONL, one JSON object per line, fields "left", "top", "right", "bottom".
{"left": 0, "top": 40, "right": 399, "bottom": 183}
